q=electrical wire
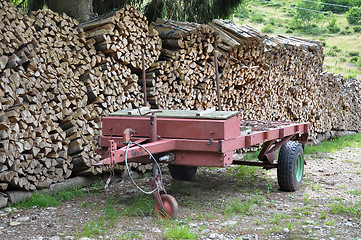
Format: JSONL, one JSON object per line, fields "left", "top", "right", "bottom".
{"left": 255, "top": 0, "right": 361, "bottom": 21}
{"left": 124, "top": 141, "right": 163, "bottom": 195}
{"left": 301, "top": 0, "right": 360, "bottom": 10}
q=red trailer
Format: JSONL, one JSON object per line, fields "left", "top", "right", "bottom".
{"left": 95, "top": 107, "right": 310, "bottom": 219}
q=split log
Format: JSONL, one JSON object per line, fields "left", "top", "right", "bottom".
{"left": 77, "top": 6, "right": 162, "bottom": 71}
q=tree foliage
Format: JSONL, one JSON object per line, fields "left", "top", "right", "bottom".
{"left": 293, "top": 0, "right": 324, "bottom": 27}
{"left": 321, "top": 0, "right": 353, "bottom": 14}
{"left": 95, "top": 0, "right": 244, "bottom": 23}
{"left": 11, "top": 0, "right": 244, "bottom": 23}
{"left": 346, "top": 7, "right": 361, "bottom": 24}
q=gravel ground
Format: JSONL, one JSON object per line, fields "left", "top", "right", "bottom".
{"left": 0, "top": 147, "right": 360, "bottom": 240}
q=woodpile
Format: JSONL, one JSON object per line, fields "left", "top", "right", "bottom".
{"left": 317, "top": 72, "right": 361, "bottom": 133}
{"left": 0, "top": 1, "right": 144, "bottom": 191}
{"left": 146, "top": 18, "right": 361, "bottom": 138}
{"left": 77, "top": 6, "right": 162, "bottom": 72}
{"left": 146, "top": 19, "right": 219, "bottom": 110}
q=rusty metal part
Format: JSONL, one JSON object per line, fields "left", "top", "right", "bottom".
{"left": 142, "top": 53, "right": 147, "bottom": 106}
{"left": 149, "top": 174, "right": 166, "bottom": 210}
{"left": 123, "top": 128, "right": 136, "bottom": 144}
{"left": 258, "top": 135, "right": 294, "bottom": 165}
{"left": 214, "top": 49, "right": 222, "bottom": 111}
{"left": 154, "top": 194, "right": 178, "bottom": 219}
{"left": 150, "top": 114, "right": 158, "bottom": 142}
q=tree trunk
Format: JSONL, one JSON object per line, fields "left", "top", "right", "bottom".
{"left": 46, "top": 0, "right": 94, "bottom": 23}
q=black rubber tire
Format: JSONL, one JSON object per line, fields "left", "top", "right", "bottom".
{"left": 168, "top": 165, "right": 197, "bottom": 181}
{"left": 277, "top": 141, "right": 304, "bottom": 192}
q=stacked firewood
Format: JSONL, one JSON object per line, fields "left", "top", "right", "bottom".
{"left": 77, "top": 6, "right": 162, "bottom": 71}
{"left": 0, "top": 2, "right": 77, "bottom": 191}
{"left": 144, "top": 19, "right": 218, "bottom": 110}
{"left": 317, "top": 72, "right": 361, "bottom": 133}
{"left": 204, "top": 21, "right": 330, "bottom": 137}
{"left": 0, "top": 2, "right": 144, "bottom": 191}
{"left": 147, "top": 19, "right": 361, "bottom": 137}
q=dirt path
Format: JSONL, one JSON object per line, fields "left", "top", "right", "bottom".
{"left": 0, "top": 147, "right": 360, "bottom": 240}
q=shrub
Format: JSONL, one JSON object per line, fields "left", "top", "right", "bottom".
{"left": 357, "top": 57, "right": 361, "bottom": 68}
{"left": 340, "top": 30, "right": 351, "bottom": 35}
{"left": 346, "top": 8, "right": 361, "bottom": 25}
{"left": 234, "top": 3, "right": 250, "bottom": 19}
{"left": 354, "top": 26, "right": 361, "bottom": 32}
{"left": 261, "top": 25, "right": 274, "bottom": 33}
{"left": 250, "top": 11, "right": 265, "bottom": 23}
{"left": 340, "top": 57, "right": 347, "bottom": 62}
{"left": 269, "top": 17, "right": 276, "bottom": 25}
{"left": 327, "top": 17, "right": 341, "bottom": 33}
{"left": 350, "top": 56, "right": 358, "bottom": 63}
{"left": 286, "top": 29, "right": 293, "bottom": 33}
{"left": 349, "top": 51, "right": 360, "bottom": 57}
{"left": 332, "top": 46, "right": 341, "bottom": 52}
{"left": 302, "top": 25, "right": 326, "bottom": 35}
{"left": 326, "top": 49, "right": 337, "bottom": 56}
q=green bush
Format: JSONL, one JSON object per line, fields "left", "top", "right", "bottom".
{"left": 261, "top": 25, "right": 274, "bottom": 33}
{"left": 357, "top": 58, "right": 361, "bottom": 68}
{"left": 234, "top": 3, "right": 250, "bottom": 19}
{"left": 326, "top": 50, "right": 337, "bottom": 56}
{"left": 269, "top": 17, "right": 276, "bottom": 25}
{"left": 250, "top": 11, "right": 265, "bottom": 23}
{"left": 286, "top": 29, "right": 293, "bottom": 33}
{"left": 327, "top": 17, "right": 341, "bottom": 33}
{"left": 349, "top": 51, "right": 360, "bottom": 57}
{"left": 340, "top": 57, "right": 347, "bottom": 62}
{"left": 302, "top": 25, "right": 326, "bottom": 35}
{"left": 285, "top": 9, "right": 296, "bottom": 17}
{"left": 321, "top": 0, "right": 352, "bottom": 14}
{"left": 346, "top": 8, "right": 361, "bottom": 25}
{"left": 354, "top": 26, "right": 361, "bottom": 32}
{"left": 340, "top": 30, "right": 352, "bottom": 35}
{"left": 350, "top": 56, "right": 358, "bottom": 63}
{"left": 332, "top": 46, "right": 341, "bottom": 52}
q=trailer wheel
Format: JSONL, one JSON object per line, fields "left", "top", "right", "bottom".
{"left": 277, "top": 141, "right": 304, "bottom": 192}
{"left": 168, "top": 165, "right": 197, "bottom": 181}
{"left": 154, "top": 194, "right": 178, "bottom": 219}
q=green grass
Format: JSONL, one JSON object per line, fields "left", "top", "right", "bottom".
{"left": 328, "top": 201, "right": 361, "bottom": 218}
{"left": 163, "top": 224, "right": 197, "bottom": 240}
{"left": 242, "top": 150, "right": 261, "bottom": 161}
{"left": 77, "top": 196, "right": 122, "bottom": 238}
{"left": 228, "top": 165, "right": 261, "bottom": 178}
{"left": 118, "top": 231, "right": 143, "bottom": 239}
{"left": 13, "top": 193, "right": 61, "bottom": 208}
{"left": 305, "top": 133, "right": 361, "bottom": 155}
{"left": 121, "top": 194, "right": 155, "bottom": 217}
{"left": 13, "top": 185, "right": 85, "bottom": 208}
{"left": 78, "top": 194, "right": 156, "bottom": 238}
{"left": 223, "top": 193, "right": 265, "bottom": 216}
{"left": 269, "top": 213, "right": 288, "bottom": 224}
{"left": 347, "top": 190, "right": 361, "bottom": 196}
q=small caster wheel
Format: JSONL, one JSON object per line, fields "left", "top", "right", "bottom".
{"left": 154, "top": 194, "right": 178, "bottom": 219}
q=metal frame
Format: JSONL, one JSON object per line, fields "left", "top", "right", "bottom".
{"left": 95, "top": 113, "right": 310, "bottom": 169}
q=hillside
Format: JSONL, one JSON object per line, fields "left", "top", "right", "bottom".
{"left": 233, "top": 0, "right": 361, "bottom": 79}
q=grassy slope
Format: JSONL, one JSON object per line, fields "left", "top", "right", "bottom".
{"left": 233, "top": 0, "right": 361, "bottom": 79}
